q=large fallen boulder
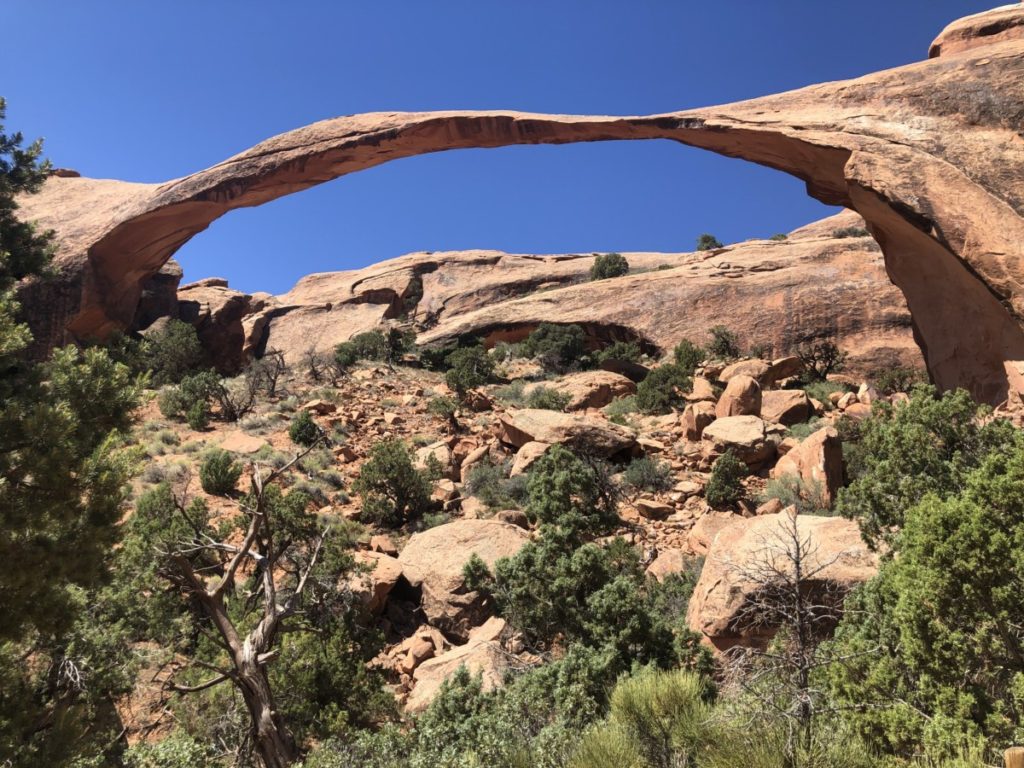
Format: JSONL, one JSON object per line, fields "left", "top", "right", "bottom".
{"left": 701, "top": 415, "right": 778, "bottom": 467}
{"left": 398, "top": 519, "right": 529, "bottom": 641}
{"left": 715, "top": 374, "right": 761, "bottom": 418}
{"left": 406, "top": 617, "right": 510, "bottom": 713}
{"left": 760, "top": 389, "right": 812, "bottom": 426}
{"left": 498, "top": 409, "right": 636, "bottom": 457}
{"left": 525, "top": 370, "right": 636, "bottom": 411}
{"left": 770, "top": 426, "right": 844, "bottom": 507}
{"left": 348, "top": 551, "right": 403, "bottom": 614}
{"left": 687, "top": 512, "right": 878, "bottom": 652}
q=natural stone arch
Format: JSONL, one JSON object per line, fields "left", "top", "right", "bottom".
{"left": 17, "top": 5, "right": 1024, "bottom": 403}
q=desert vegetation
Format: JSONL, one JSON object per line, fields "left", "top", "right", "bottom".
{"left": 5, "top": 27, "right": 1024, "bottom": 765}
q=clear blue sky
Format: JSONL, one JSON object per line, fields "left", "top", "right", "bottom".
{"left": 2, "top": 1, "right": 998, "bottom": 295}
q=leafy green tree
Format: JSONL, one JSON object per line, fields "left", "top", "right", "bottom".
{"left": 596, "top": 340, "right": 643, "bottom": 365}
{"left": 199, "top": 448, "right": 242, "bottom": 494}
{"left": 445, "top": 345, "right": 495, "bottom": 397}
{"left": 796, "top": 340, "right": 847, "bottom": 382}
{"left": 590, "top": 253, "right": 630, "bottom": 280}
{"left": 0, "top": 98, "right": 143, "bottom": 766}
{"left": 635, "top": 364, "right": 691, "bottom": 414}
{"left": 836, "top": 386, "right": 1018, "bottom": 550}
{"left": 707, "top": 325, "right": 740, "bottom": 359}
{"left": 336, "top": 328, "right": 416, "bottom": 369}
{"left": 705, "top": 450, "right": 746, "bottom": 508}
{"left": 696, "top": 233, "right": 723, "bottom": 251}
{"left": 520, "top": 323, "right": 588, "bottom": 372}
{"left": 143, "top": 319, "right": 204, "bottom": 385}
{"left": 672, "top": 339, "right": 704, "bottom": 376}
{"left": 353, "top": 439, "right": 433, "bottom": 528}
{"left": 829, "top": 444, "right": 1024, "bottom": 762}
{"left": 468, "top": 446, "right": 707, "bottom": 681}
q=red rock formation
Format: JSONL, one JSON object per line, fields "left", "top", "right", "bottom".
{"left": 15, "top": 5, "right": 1024, "bottom": 401}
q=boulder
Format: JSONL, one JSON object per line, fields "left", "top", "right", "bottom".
{"left": 718, "top": 359, "right": 771, "bottom": 384}
{"left": 771, "top": 427, "right": 844, "bottom": 506}
{"left": 646, "top": 548, "right": 690, "bottom": 581}
{"left": 687, "top": 377, "right": 717, "bottom": 403}
{"left": 686, "top": 512, "right": 879, "bottom": 651}
{"left": 406, "top": 618, "right": 510, "bottom": 713}
{"left": 509, "top": 441, "right": 550, "bottom": 477}
{"left": 635, "top": 499, "right": 674, "bottom": 520}
{"left": 526, "top": 370, "right": 636, "bottom": 411}
{"left": 398, "top": 519, "right": 529, "bottom": 640}
{"left": 415, "top": 441, "right": 454, "bottom": 478}
{"left": 760, "top": 389, "right": 812, "bottom": 426}
{"left": 498, "top": 409, "right": 636, "bottom": 458}
{"left": 702, "top": 415, "right": 777, "bottom": 466}
{"left": 686, "top": 511, "right": 741, "bottom": 556}
{"left": 766, "top": 356, "right": 804, "bottom": 385}
{"left": 348, "top": 551, "right": 403, "bottom": 614}
{"left": 715, "top": 375, "right": 762, "bottom": 418}
{"left": 681, "top": 401, "right": 716, "bottom": 441}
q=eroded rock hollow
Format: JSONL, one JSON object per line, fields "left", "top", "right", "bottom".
{"left": 16, "top": 5, "right": 1024, "bottom": 402}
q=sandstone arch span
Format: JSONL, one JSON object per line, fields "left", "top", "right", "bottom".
{"left": 17, "top": 5, "right": 1024, "bottom": 403}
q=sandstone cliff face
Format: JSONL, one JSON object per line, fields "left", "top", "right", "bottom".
{"left": 15, "top": 5, "right": 1024, "bottom": 401}
{"left": 239, "top": 210, "right": 919, "bottom": 377}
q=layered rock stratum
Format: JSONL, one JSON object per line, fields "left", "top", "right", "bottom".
{"left": 16, "top": 4, "right": 1024, "bottom": 401}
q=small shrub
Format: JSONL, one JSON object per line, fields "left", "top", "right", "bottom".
{"left": 705, "top": 451, "right": 746, "bottom": 508}
{"left": 525, "top": 386, "right": 571, "bottom": 411}
{"left": 297, "top": 447, "right": 334, "bottom": 474}
{"left": 289, "top": 410, "right": 322, "bottom": 446}
{"left": 199, "top": 449, "right": 242, "bottom": 495}
{"left": 695, "top": 233, "right": 723, "bottom": 251}
{"left": 787, "top": 416, "right": 825, "bottom": 440}
{"left": 707, "top": 326, "right": 740, "bottom": 359}
{"left": 290, "top": 478, "right": 331, "bottom": 507}
{"left": 185, "top": 400, "right": 209, "bottom": 430}
{"left": 622, "top": 456, "right": 673, "bottom": 492}
{"left": 797, "top": 340, "right": 847, "bottom": 381}
{"left": 672, "top": 339, "right": 704, "bottom": 376}
{"left": 769, "top": 233, "right": 788, "bottom": 241}
{"left": 761, "top": 474, "right": 831, "bottom": 515}
{"left": 465, "top": 461, "right": 531, "bottom": 511}
{"left": 352, "top": 439, "right": 433, "bottom": 527}
{"left": 596, "top": 340, "right": 643, "bottom": 364}
{"left": 493, "top": 379, "right": 527, "bottom": 406}
{"left": 445, "top": 345, "right": 495, "bottom": 397}
{"left": 875, "top": 366, "right": 927, "bottom": 395}
{"left": 748, "top": 342, "right": 772, "bottom": 360}
{"left": 155, "top": 429, "right": 179, "bottom": 446}
{"left": 590, "top": 252, "right": 630, "bottom": 280}
{"left": 318, "top": 469, "right": 346, "bottom": 490}
{"left": 426, "top": 395, "right": 460, "bottom": 432}
{"left": 804, "top": 380, "right": 848, "bottom": 410}
{"left": 604, "top": 395, "right": 639, "bottom": 425}
{"left": 832, "top": 226, "right": 869, "bottom": 238}
{"left": 636, "top": 364, "right": 691, "bottom": 414}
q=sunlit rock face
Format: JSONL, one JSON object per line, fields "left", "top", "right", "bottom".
{"left": 16, "top": 4, "right": 1024, "bottom": 402}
